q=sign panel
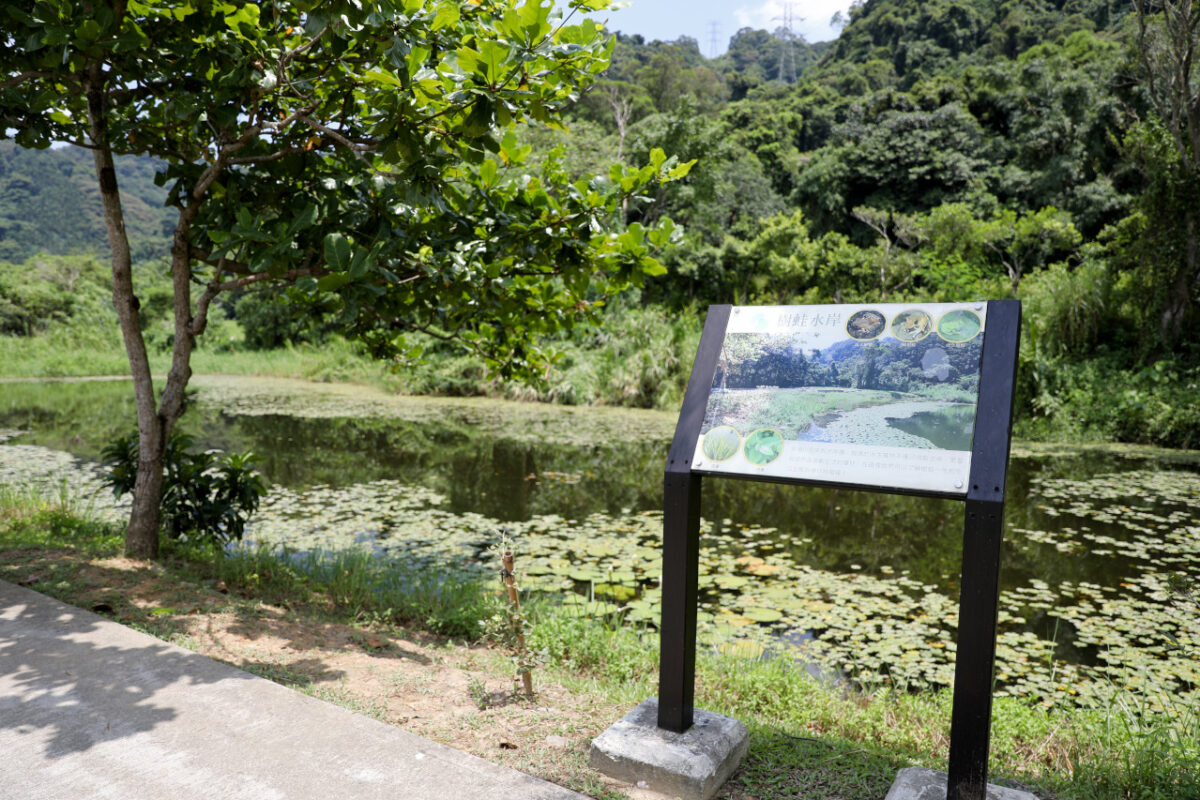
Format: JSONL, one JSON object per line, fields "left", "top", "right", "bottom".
{"left": 691, "top": 303, "right": 988, "bottom": 495}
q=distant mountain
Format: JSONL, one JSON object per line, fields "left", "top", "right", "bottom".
{"left": 0, "top": 142, "right": 174, "bottom": 264}
{"left": 818, "top": 338, "right": 862, "bottom": 364}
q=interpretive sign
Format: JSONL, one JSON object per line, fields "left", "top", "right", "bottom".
{"left": 657, "top": 301, "right": 1021, "bottom": 800}
{"left": 691, "top": 303, "right": 988, "bottom": 495}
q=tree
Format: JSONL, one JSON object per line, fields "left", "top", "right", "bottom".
{"left": 1133, "top": 0, "right": 1200, "bottom": 342}
{"left": 981, "top": 206, "right": 1082, "bottom": 294}
{"left": 1, "top": 0, "right": 686, "bottom": 558}
{"left": 715, "top": 334, "right": 767, "bottom": 391}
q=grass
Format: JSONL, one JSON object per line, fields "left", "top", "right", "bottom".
{"left": 0, "top": 301, "right": 702, "bottom": 412}
{"left": 189, "top": 337, "right": 404, "bottom": 389}
{"left": 0, "top": 480, "right": 124, "bottom": 552}
{"left": 0, "top": 327, "right": 134, "bottom": 379}
{"left": 0, "top": 329, "right": 404, "bottom": 389}
{"left": 533, "top": 603, "right": 1200, "bottom": 800}
{"left": 2, "top": 488, "right": 1198, "bottom": 800}
{"left": 210, "top": 544, "right": 497, "bottom": 639}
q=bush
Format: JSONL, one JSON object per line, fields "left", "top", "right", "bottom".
{"left": 1020, "top": 356, "right": 1200, "bottom": 447}
{"left": 233, "top": 291, "right": 337, "bottom": 350}
{"left": 101, "top": 430, "right": 265, "bottom": 547}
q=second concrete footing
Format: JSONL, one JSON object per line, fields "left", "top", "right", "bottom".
{"left": 885, "top": 767, "right": 1040, "bottom": 800}
{"left": 589, "top": 698, "right": 748, "bottom": 800}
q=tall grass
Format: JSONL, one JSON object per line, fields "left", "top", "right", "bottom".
{"left": 1069, "top": 688, "right": 1200, "bottom": 800}
{"left": 208, "top": 544, "right": 496, "bottom": 639}
{"left": 0, "top": 331, "right": 135, "bottom": 378}
{"left": 0, "top": 481, "right": 122, "bottom": 551}
{"left": 189, "top": 337, "right": 399, "bottom": 387}
{"left": 395, "top": 302, "right": 702, "bottom": 409}
{"left": 2, "top": 303, "right": 701, "bottom": 411}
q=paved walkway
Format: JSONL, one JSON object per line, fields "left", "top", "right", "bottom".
{"left": 0, "top": 579, "right": 588, "bottom": 800}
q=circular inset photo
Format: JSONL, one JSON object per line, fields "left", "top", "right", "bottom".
{"left": 936, "top": 308, "right": 982, "bottom": 343}
{"left": 846, "top": 309, "right": 886, "bottom": 340}
{"left": 701, "top": 426, "right": 741, "bottom": 462}
{"left": 742, "top": 428, "right": 785, "bottom": 466}
{"left": 891, "top": 309, "right": 933, "bottom": 342}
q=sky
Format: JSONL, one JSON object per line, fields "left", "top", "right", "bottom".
{"left": 575, "top": 1, "right": 854, "bottom": 57}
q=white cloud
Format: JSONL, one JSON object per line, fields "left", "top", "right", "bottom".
{"left": 733, "top": 1, "right": 851, "bottom": 43}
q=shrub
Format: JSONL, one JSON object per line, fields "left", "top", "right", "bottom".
{"left": 101, "top": 430, "right": 265, "bottom": 547}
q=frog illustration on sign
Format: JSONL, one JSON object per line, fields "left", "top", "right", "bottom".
{"left": 891, "top": 309, "right": 933, "bottom": 342}
{"left": 846, "top": 309, "right": 885, "bottom": 340}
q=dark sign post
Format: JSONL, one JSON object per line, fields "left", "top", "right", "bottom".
{"left": 657, "top": 300, "right": 1021, "bottom": 800}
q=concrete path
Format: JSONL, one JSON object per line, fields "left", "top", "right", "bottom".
{"left": 0, "top": 579, "right": 588, "bottom": 800}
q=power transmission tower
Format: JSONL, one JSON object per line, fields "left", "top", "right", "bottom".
{"left": 773, "top": 3, "right": 804, "bottom": 84}
{"left": 707, "top": 20, "right": 720, "bottom": 59}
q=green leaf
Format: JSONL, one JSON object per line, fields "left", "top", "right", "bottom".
{"left": 75, "top": 19, "right": 102, "bottom": 42}
{"left": 323, "top": 233, "right": 352, "bottom": 272}
{"left": 478, "top": 41, "right": 511, "bottom": 84}
{"left": 348, "top": 250, "right": 370, "bottom": 281}
{"left": 364, "top": 68, "right": 404, "bottom": 89}
{"left": 223, "top": 3, "right": 260, "bottom": 36}
{"left": 667, "top": 159, "right": 696, "bottom": 180}
{"left": 462, "top": 97, "right": 493, "bottom": 138}
{"left": 406, "top": 45, "right": 430, "bottom": 77}
{"left": 316, "top": 273, "right": 349, "bottom": 292}
{"left": 641, "top": 256, "right": 667, "bottom": 277}
{"left": 480, "top": 158, "right": 498, "bottom": 187}
{"left": 292, "top": 204, "right": 317, "bottom": 232}
{"left": 456, "top": 48, "right": 481, "bottom": 77}
{"left": 432, "top": 4, "right": 460, "bottom": 30}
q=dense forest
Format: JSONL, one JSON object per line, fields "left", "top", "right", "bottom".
{"left": 2, "top": 0, "right": 1198, "bottom": 447}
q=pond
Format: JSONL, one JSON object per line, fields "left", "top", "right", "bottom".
{"left": 886, "top": 404, "right": 977, "bottom": 451}
{"left": 1, "top": 375, "right": 1197, "bottom": 712}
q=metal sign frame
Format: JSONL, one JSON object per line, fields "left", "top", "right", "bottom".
{"left": 658, "top": 300, "right": 1021, "bottom": 800}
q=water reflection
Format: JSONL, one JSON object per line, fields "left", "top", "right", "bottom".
{"left": 0, "top": 377, "right": 1195, "bottom": 601}
{"left": 887, "top": 404, "right": 976, "bottom": 450}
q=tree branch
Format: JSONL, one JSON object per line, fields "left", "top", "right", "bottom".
{"left": 227, "top": 146, "right": 307, "bottom": 165}
{"left": 298, "top": 115, "right": 378, "bottom": 154}
{"left": 190, "top": 265, "right": 327, "bottom": 337}
{"left": 0, "top": 71, "right": 56, "bottom": 88}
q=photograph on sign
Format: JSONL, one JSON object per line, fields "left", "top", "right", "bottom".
{"left": 692, "top": 303, "right": 987, "bottom": 494}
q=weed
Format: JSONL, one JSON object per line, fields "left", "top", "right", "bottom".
{"left": 467, "top": 676, "right": 490, "bottom": 710}
{"left": 303, "top": 685, "right": 387, "bottom": 721}
{"left": 242, "top": 660, "right": 314, "bottom": 688}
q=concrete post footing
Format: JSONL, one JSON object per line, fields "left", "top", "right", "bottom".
{"left": 589, "top": 698, "right": 748, "bottom": 800}
{"left": 886, "top": 767, "right": 1039, "bottom": 800}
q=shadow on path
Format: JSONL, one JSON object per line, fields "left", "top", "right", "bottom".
{"left": 0, "top": 579, "right": 252, "bottom": 757}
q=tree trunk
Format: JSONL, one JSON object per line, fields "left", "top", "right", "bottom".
{"left": 1137, "top": 0, "right": 1200, "bottom": 343}
{"left": 87, "top": 62, "right": 164, "bottom": 559}
{"left": 1162, "top": 211, "right": 1199, "bottom": 341}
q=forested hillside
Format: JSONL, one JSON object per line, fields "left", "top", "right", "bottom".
{"left": 0, "top": 142, "right": 172, "bottom": 263}
{"left": 2, "top": 0, "right": 1198, "bottom": 446}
